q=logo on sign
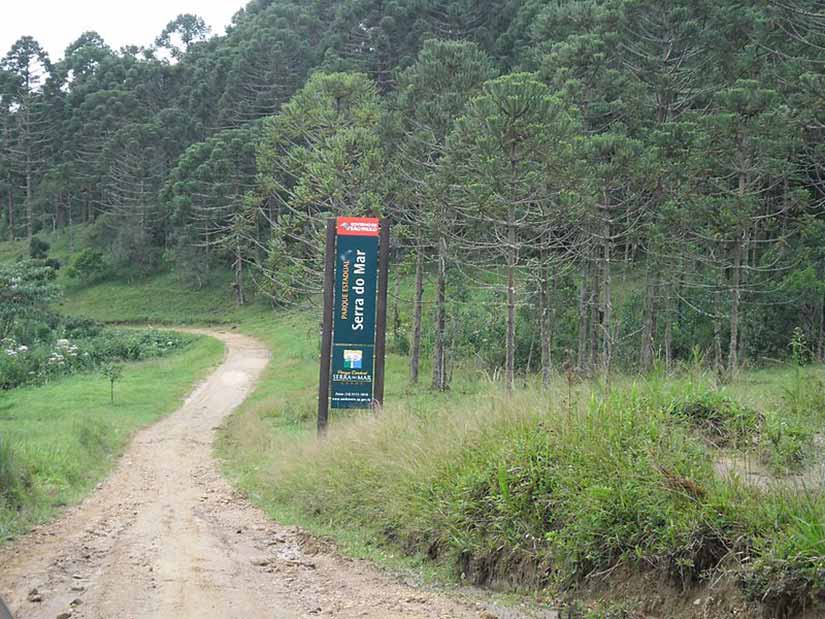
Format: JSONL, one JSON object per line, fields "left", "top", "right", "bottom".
{"left": 337, "top": 217, "right": 380, "bottom": 236}
{"left": 343, "top": 349, "right": 363, "bottom": 369}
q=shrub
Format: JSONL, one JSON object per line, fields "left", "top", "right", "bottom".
{"left": 666, "top": 390, "right": 761, "bottom": 448}
{"left": 28, "top": 237, "right": 50, "bottom": 260}
{"left": 61, "top": 316, "right": 103, "bottom": 339}
{"left": 0, "top": 261, "right": 60, "bottom": 341}
{"left": 67, "top": 248, "right": 107, "bottom": 283}
{"left": 434, "top": 393, "right": 733, "bottom": 588}
{"left": 101, "top": 362, "right": 124, "bottom": 403}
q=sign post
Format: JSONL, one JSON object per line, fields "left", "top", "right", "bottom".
{"left": 317, "top": 219, "right": 336, "bottom": 436}
{"left": 373, "top": 221, "right": 390, "bottom": 409}
{"left": 317, "top": 217, "right": 388, "bottom": 434}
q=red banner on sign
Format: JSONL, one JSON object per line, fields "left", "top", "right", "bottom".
{"left": 337, "top": 217, "right": 380, "bottom": 237}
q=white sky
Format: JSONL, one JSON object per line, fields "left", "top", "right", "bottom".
{"left": 0, "top": 1, "right": 243, "bottom": 62}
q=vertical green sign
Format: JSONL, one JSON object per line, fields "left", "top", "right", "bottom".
{"left": 331, "top": 217, "right": 380, "bottom": 408}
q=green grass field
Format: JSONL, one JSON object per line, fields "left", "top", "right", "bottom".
{"left": 0, "top": 334, "right": 224, "bottom": 540}
{"left": 61, "top": 271, "right": 245, "bottom": 324}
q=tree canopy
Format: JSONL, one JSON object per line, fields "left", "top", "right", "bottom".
{"left": 3, "top": 0, "right": 825, "bottom": 382}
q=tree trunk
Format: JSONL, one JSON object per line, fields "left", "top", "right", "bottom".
{"left": 589, "top": 258, "right": 599, "bottom": 370}
{"left": 409, "top": 245, "right": 424, "bottom": 384}
{"left": 539, "top": 260, "right": 552, "bottom": 388}
{"left": 233, "top": 238, "right": 245, "bottom": 306}
{"left": 739, "top": 229, "right": 753, "bottom": 366}
{"left": 25, "top": 161, "right": 32, "bottom": 241}
{"left": 640, "top": 267, "right": 657, "bottom": 371}
{"left": 55, "top": 193, "right": 65, "bottom": 230}
{"left": 664, "top": 286, "right": 673, "bottom": 372}
{"left": 6, "top": 192, "right": 13, "bottom": 241}
{"left": 728, "top": 232, "right": 743, "bottom": 374}
{"left": 818, "top": 295, "right": 825, "bottom": 364}
{"left": 713, "top": 285, "right": 723, "bottom": 374}
{"left": 577, "top": 260, "right": 589, "bottom": 370}
{"left": 68, "top": 201, "right": 75, "bottom": 252}
{"left": 432, "top": 234, "right": 448, "bottom": 391}
{"left": 22, "top": 97, "right": 34, "bottom": 241}
{"left": 392, "top": 269, "right": 401, "bottom": 340}
{"left": 601, "top": 218, "right": 612, "bottom": 374}
{"left": 505, "top": 209, "right": 516, "bottom": 393}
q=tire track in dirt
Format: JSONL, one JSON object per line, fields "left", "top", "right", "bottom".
{"left": 0, "top": 330, "right": 552, "bottom": 619}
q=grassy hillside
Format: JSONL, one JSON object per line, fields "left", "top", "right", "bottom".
{"left": 3, "top": 227, "right": 253, "bottom": 325}
{"left": 0, "top": 334, "right": 224, "bottom": 540}
{"left": 62, "top": 271, "right": 246, "bottom": 324}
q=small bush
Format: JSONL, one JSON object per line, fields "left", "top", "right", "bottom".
{"left": 67, "top": 248, "right": 107, "bottom": 283}
{"left": 666, "top": 390, "right": 761, "bottom": 448}
{"left": 28, "top": 237, "right": 50, "bottom": 260}
{"left": 61, "top": 316, "right": 104, "bottom": 339}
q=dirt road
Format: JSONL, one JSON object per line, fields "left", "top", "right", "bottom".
{"left": 0, "top": 331, "right": 546, "bottom": 619}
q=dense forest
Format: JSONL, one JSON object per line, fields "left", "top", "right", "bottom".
{"left": 2, "top": 0, "right": 825, "bottom": 387}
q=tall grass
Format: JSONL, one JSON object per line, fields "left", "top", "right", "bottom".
{"left": 233, "top": 372, "right": 825, "bottom": 616}
{"left": 0, "top": 436, "right": 32, "bottom": 525}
